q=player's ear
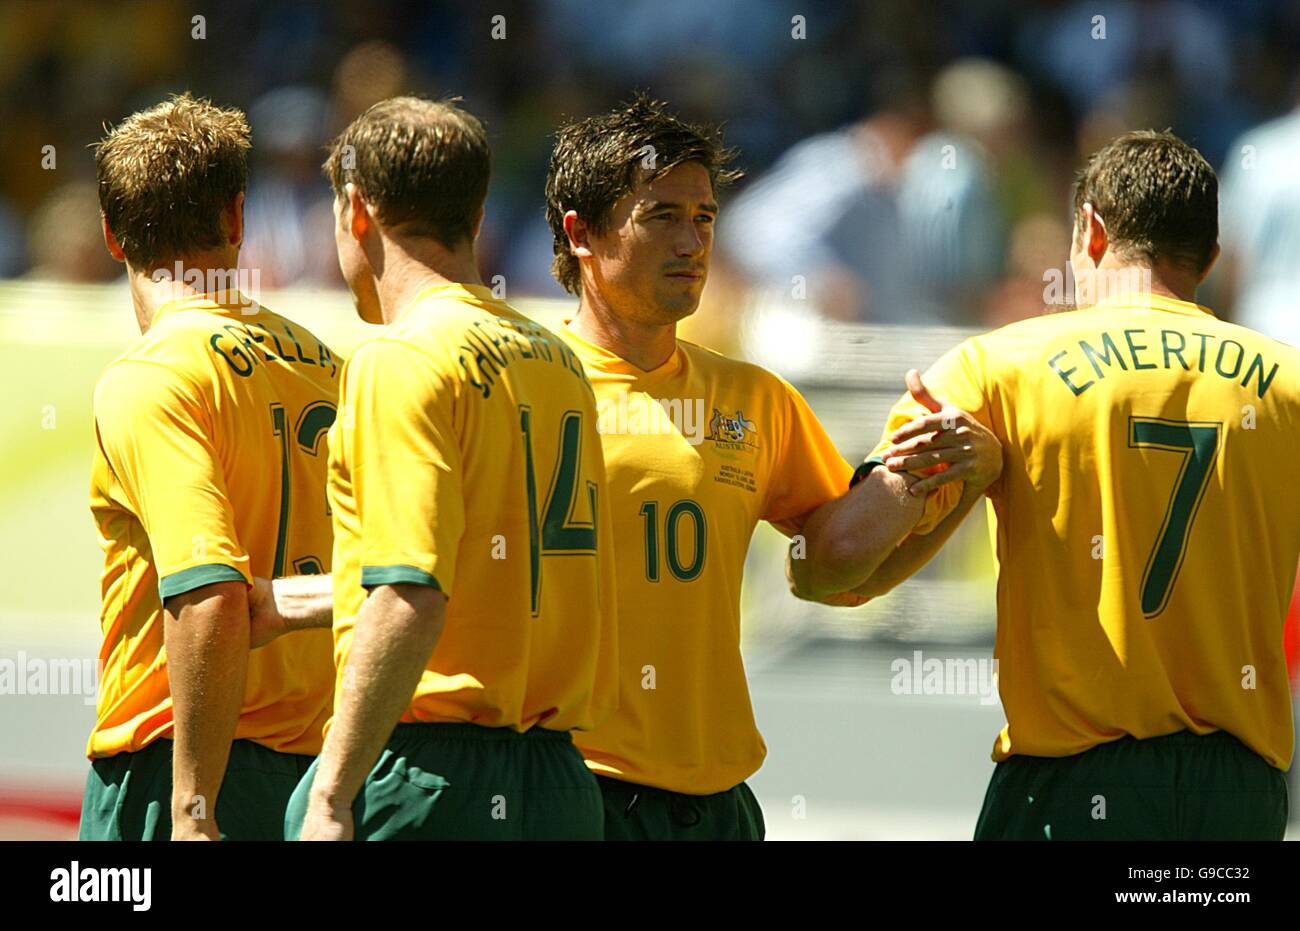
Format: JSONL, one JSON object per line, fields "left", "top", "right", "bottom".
{"left": 1197, "top": 242, "right": 1221, "bottom": 284}
{"left": 101, "top": 214, "right": 126, "bottom": 263}
{"left": 471, "top": 204, "right": 485, "bottom": 243}
{"left": 1083, "top": 203, "right": 1108, "bottom": 263}
{"left": 345, "top": 183, "right": 371, "bottom": 242}
{"left": 563, "top": 210, "right": 593, "bottom": 258}
{"left": 225, "top": 191, "right": 245, "bottom": 248}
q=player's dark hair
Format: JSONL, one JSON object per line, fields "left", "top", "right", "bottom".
{"left": 94, "top": 93, "right": 250, "bottom": 267}
{"left": 545, "top": 93, "right": 742, "bottom": 295}
{"left": 1072, "top": 130, "right": 1218, "bottom": 274}
{"left": 323, "top": 96, "right": 490, "bottom": 250}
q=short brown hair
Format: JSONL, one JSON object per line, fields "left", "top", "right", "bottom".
{"left": 95, "top": 93, "right": 250, "bottom": 267}
{"left": 1073, "top": 130, "right": 1218, "bottom": 273}
{"left": 545, "top": 93, "right": 742, "bottom": 294}
{"left": 324, "top": 96, "right": 490, "bottom": 249}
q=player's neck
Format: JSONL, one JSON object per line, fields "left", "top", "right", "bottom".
{"left": 1082, "top": 261, "right": 1201, "bottom": 308}
{"left": 375, "top": 235, "right": 484, "bottom": 325}
{"left": 571, "top": 295, "right": 677, "bottom": 372}
{"left": 126, "top": 252, "right": 242, "bottom": 334}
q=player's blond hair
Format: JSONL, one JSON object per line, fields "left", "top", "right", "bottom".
{"left": 94, "top": 93, "right": 250, "bottom": 268}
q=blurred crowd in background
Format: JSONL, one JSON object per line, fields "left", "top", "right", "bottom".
{"left": 2, "top": 0, "right": 1300, "bottom": 343}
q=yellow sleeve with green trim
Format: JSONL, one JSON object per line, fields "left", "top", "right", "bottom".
{"left": 93, "top": 360, "right": 250, "bottom": 598}
{"left": 763, "top": 376, "right": 854, "bottom": 535}
{"left": 342, "top": 339, "right": 464, "bottom": 596}
{"left": 865, "top": 339, "right": 992, "bottom": 534}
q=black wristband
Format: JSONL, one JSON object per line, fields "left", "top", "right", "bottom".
{"left": 848, "top": 459, "right": 883, "bottom": 490}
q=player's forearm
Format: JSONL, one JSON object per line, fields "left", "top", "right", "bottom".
{"left": 850, "top": 481, "right": 985, "bottom": 599}
{"left": 248, "top": 574, "right": 334, "bottom": 648}
{"left": 274, "top": 574, "right": 334, "bottom": 630}
{"left": 789, "top": 468, "right": 925, "bottom": 600}
{"left": 163, "top": 581, "right": 251, "bottom": 837}
{"left": 307, "top": 584, "right": 445, "bottom": 816}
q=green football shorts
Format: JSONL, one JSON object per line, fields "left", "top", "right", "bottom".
{"left": 80, "top": 737, "right": 314, "bottom": 840}
{"left": 595, "top": 774, "right": 766, "bottom": 840}
{"left": 284, "top": 722, "right": 603, "bottom": 840}
{"left": 975, "top": 729, "right": 1288, "bottom": 840}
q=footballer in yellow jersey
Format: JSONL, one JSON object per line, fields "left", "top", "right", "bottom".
{"left": 807, "top": 131, "right": 1295, "bottom": 840}
{"left": 286, "top": 97, "right": 617, "bottom": 841}
{"left": 544, "top": 96, "right": 986, "bottom": 840}
{"left": 557, "top": 328, "right": 849, "bottom": 798}
{"left": 325, "top": 284, "right": 618, "bottom": 736}
{"left": 81, "top": 95, "right": 336, "bottom": 841}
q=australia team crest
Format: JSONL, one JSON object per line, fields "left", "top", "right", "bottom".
{"left": 707, "top": 408, "right": 758, "bottom": 450}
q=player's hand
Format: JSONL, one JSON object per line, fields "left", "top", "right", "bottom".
{"left": 299, "top": 800, "right": 354, "bottom": 841}
{"left": 878, "top": 370, "right": 1002, "bottom": 495}
{"left": 813, "top": 590, "right": 872, "bottom": 607}
{"left": 248, "top": 576, "right": 286, "bottom": 649}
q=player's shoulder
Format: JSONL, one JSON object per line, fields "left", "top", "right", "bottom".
{"left": 1204, "top": 310, "right": 1300, "bottom": 349}
{"left": 344, "top": 328, "right": 434, "bottom": 376}
{"left": 970, "top": 303, "right": 1300, "bottom": 392}
{"left": 974, "top": 310, "right": 1073, "bottom": 344}
{"left": 960, "top": 309, "right": 1105, "bottom": 361}
{"left": 345, "top": 298, "right": 511, "bottom": 380}
{"left": 1205, "top": 313, "right": 1300, "bottom": 379}
{"left": 96, "top": 314, "right": 214, "bottom": 404}
{"left": 678, "top": 339, "right": 794, "bottom": 396}
{"left": 93, "top": 355, "right": 201, "bottom": 427}
{"left": 254, "top": 303, "right": 339, "bottom": 358}
{"left": 1087, "top": 299, "right": 1300, "bottom": 363}
{"left": 112, "top": 296, "right": 239, "bottom": 374}
{"left": 380, "top": 289, "right": 505, "bottom": 353}
{"left": 915, "top": 312, "right": 1088, "bottom": 390}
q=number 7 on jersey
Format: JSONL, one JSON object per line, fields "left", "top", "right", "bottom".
{"left": 1128, "top": 416, "right": 1221, "bottom": 618}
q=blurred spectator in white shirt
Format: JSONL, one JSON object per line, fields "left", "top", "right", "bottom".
{"left": 719, "top": 62, "right": 1015, "bottom": 325}
{"left": 239, "top": 85, "right": 337, "bottom": 288}
{"left": 1218, "top": 103, "right": 1300, "bottom": 345}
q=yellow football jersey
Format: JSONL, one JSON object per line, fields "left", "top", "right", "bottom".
{"left": 559, "top": 325, "right": 854, "bottom": 794}
{"left": 326, "top": 283, "right": 618, "bottom": 734}
{"left": 869, "top": 291, "right": 1300, "bottom": 768}
{"left": 89, "top": 293, "right": 339, "bottom": 759}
